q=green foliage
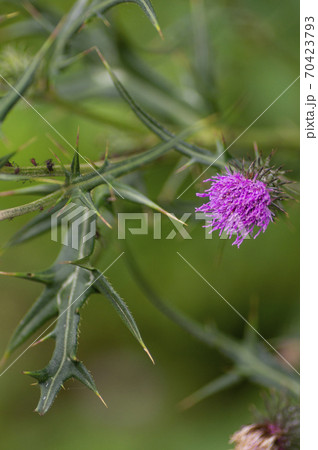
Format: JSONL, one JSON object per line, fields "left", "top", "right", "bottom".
{"left": 0, "top": 0, "right": 299, "bottom": 420}
{"left": 22, "top": 195, "right": 99, "bottom": 415}
{"left": 0, "top": 0, "right": 166, "bottom": 413}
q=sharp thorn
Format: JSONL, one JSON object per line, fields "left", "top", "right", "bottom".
{"left": 96, "top": 391, "right": 108, "bottom": 408}
{"left": 144, "top": 346, "right": 155, "bottom": 365}
{"left": 157, "top": 25, "right": 164, "bottom": 40}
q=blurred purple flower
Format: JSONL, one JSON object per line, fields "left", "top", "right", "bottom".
{"left": 230, "top": 392, "right": 299, "bottom": 449}
{"left": 230, "top": 423, "right": 282, "bottom": 449}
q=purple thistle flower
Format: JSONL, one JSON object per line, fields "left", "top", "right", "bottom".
{"left": 230, "top": 392, "right": 300, "bottom": 450}
{"left": 196, "top": 158, "right": 289, "bottom": 247}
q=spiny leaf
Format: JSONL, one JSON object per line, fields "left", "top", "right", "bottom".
{"left": 26, "top": 264, "right": 97, "bottom": 415}
{"left": 95, "top": 50, "right": 225, "bottom": 166}
{"left": 3, "top": 195, "right": 101, "bottom": 413}
{"left": 92, "top": 269, "right": 154, "bottom": 363}
{"left": 3, "top": 195, "right": 95, "bottom": 356}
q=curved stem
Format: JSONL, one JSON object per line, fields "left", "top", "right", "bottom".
{"left": 124, "top": 248, "right": 300, "bottom": 397}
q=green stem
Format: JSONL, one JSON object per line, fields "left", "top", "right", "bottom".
{"left": 124, "top": 249, "right": 300, "bottom": 397}
{"left": 0, "top": 135, "right": 185, "bottom": 220}
{"left": 0, "top": 190, "right": 63, "bottom": 221}
{"left": 1, "top": 162, "right": 104, "bottom": 177}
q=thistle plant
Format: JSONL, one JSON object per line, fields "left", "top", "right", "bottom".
{"left": 0, "top": 0, "right": 299, "bottom": 429}
{"left": 0, "top": 0, "right": 225, "bottom": 415}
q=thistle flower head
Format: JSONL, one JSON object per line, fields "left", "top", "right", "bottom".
{"left": 196, "top": 155, "right": 289, "bottom": 247}
{"left": 230, "top": 392, "right": 300, "bottom": 450}
{"left": 230, "top": 423, "right": 284, "bottom": 449}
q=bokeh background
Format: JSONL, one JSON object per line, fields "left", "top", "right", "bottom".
{"left": 0, "top": 0, "right": 299, "bottom": 448}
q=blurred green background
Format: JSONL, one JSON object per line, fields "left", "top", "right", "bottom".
{"left": 0, "top": 0, "right": 299, "bottom": 448}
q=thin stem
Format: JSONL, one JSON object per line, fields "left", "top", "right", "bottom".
{"left": 0, "top": 190, "right": 63, "bottom": 221}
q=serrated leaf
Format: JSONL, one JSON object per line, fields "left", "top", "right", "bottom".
{"left": 27, "top": 263, "right": 96, "bottom": 415}
{"left": 93, "top": 269, "right": 153, "bottom": 363}
{"left": 3, "top": 193, "right": 102, "bottom": 413}
{"left": 3, "top": 194, "right": 94, "bottom": 356}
